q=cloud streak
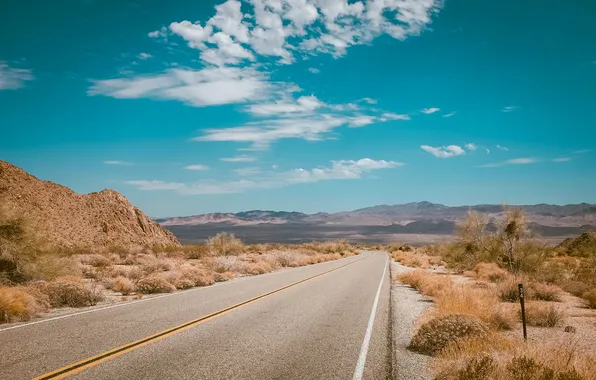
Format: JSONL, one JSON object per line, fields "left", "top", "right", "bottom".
{"left": 421, "top": 145, "right": 465, "bottom": 158}
{"left": 104, "top": 160, "right": 133, "bottom": 166}
{"left": 0, "top": 62, "right": 34, "bottom": 90}
{"left": 479, "top": 157, "right": 539, "bottom": 168}
{"left": 126, "top": 158, "right": 402, "bottom": 194}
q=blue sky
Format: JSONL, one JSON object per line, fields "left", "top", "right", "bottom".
{"left": 1, "top": 0, "right": 595, "bottom": 217}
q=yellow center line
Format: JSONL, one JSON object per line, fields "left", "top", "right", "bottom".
{"left": 33, "top": 253, "right": 373, "bottom": 380}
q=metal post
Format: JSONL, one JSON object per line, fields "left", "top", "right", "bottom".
{"left": 518, "top": 283, "right": 527, "bottom": 340}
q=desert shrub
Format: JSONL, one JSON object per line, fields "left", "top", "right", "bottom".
{"left": 497, "top": 277, "right": 522, "bottom": 302}
{"left": 214, "top": 271, "right": 237, "bottom": 282}
{"left": 581, "top": 289, "right": 596, "bottom": 309}
{"left": 434, "top": 285, "right": 516, "bottom": 330}
{"left": 436, "top": 354, "right": 497, "bottom": 380}
{"left": 111, "top": 277, "right": 135, "bottom": 295}
{"left": 136, "top": 276, "right": 175, "bottom": 294}
{"left": 397, "top": 270, "right": 453, "bottom": 297}
{"left": 467, "top": 262, "right": 509, "bottom": 283}
{"left": 274, "top": 251, "right": 302, "bottom": 267}
{"left": 242, "top": 261, "right": 274, "bottom": 275}
{"left": 562, "top": 281, "right": 591, "bottom": 297}
{"left": 183, "top": 245, "right": 209, "bottom": 259}
{"left": 79, "top": 254, "right": 112, "bottom": 268}
{"left": 36, "top": 277, "right": 104, "bottom": 307}
{"left": 397, "top": 270, "right": 427, "bottom": 290}
{"left": 529, "top": 282, "right": 562, "bottom": 302}
{"left": 523, "top": 302, "right": 565, "bottom": 327}
{"left": 506, "top": 356, "right": 584, "bottom": 380}
{"left": 179, "top": 267, "right": 215, "bottom": 287}
{"left": 409, "top": 314, "right": 490, "bottom": 355}
{"left": 206, "top": 233, "right": 244, "bottom": 256}
{"left": 206, "top": 256, "right": 238, "bottom": 273}
{"left": 0, "top": 286, "right": 49, "bottom": 323}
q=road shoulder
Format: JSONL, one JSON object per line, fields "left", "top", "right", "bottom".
{"left": 390, "top": 260, "right": 433, "bottom": 380}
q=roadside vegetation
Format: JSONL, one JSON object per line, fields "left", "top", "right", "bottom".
{"left": 0, "top": 206, "right": 358, "bottom": 323}
{"left": 390, "top": 207, "right": 596, "bottom": 380}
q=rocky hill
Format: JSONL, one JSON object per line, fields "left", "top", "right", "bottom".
{"left": 0, "top": 161, "right": 179, "bottom": 248}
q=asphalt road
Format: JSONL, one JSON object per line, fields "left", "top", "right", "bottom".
{"left": 0, "top": 251, "right": 391, "bottom": 380}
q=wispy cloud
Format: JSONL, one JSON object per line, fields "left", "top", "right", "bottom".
{"left": 220, "top": 155, "right": 257, "bottom": 162}
{"left": 479, "top": 157, "right": 539, "bottom": 168}
{"left": 573, "top": 149, "right": 592, "bottom": 154}
{"left": 104, "top": 160, "right": 133, "bottom": 166}
{"left": 185, "top": 164, "right": 209, "bottom": 170}
{"left": 308, "top": 67, "right": 320, "bottom": 74}
{"left": 126, "top": 158, "right": 403, "bottom": 195}
{"left": 421, "top": 145, "right": 465, "bottom": 158}
{"left": 442, "top": 111, "right": 456, "bottom": 118}
{"left": 501, "top": 106, "right": 517, "bottom": 113}
{"left": 233, "top": 167, "right": 261, "bottom": 176}
{"left": 0, "top": 62, "right": 34, "bottom": 90}
{"left": 552, "top": 157, "right": 571, "bottom": 162}
{"left": 361, "top": 98, "right": 378, "bottom": 105}
{"left": 421, "top": 107, "right": 440, "bottom": 114}
{"left": 465, "top": 143, "right": 477, "bottom": 151}
{"left": 496, "top": 145, "right": 509, "bottom": 151}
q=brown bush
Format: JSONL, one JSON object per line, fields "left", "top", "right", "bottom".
{"left": 581, "top": 288, "right": 596, "bottom": 309}
{"left": 434, "top": 284, "right": 516, "bottom": 330}
{"left": 523, "top": 302, "right": 566, "bottom": 327}
{"left": 182, "top": 245, "right": 209, "bottom": 259}
{"left": 179, "top": 267, "right": 215, "bottom": 287}
{"left": 35, "top": 277, "right": 104, "bottom": 307}
{"left": 214, "top": 271, "right": 237, "bottom": 282}
{"left": 0, "top": 286, "right": 49, "bottom": 323}
{"left": 497, "top": 277, "right": 522, "bottom": 302}
{"left": 206, "top": 233, "right": 244, "bottom": 256}
{"left": 563, "top": 281, "right": 591, "bottom": 297}
{"left": 409, "top": 314, "right": 490, "bottom": 355}
{"left": 136, "top": 275, "right": 175, "bottom": 294}
{"left": 529, "top": 282, "right": 562, "bottom": 302}
{"left": 467, "top": 262, "right": 509, "bottom": 283}
{"left": 112, "top": 277, "right": 135, "bottom": 295}
{"left": 242, "top": 261, "right": 274, "bottom": 275}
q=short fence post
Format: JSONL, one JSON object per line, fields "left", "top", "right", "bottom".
{"left": 518, "top": 283, "right": 527, "bottom": 340}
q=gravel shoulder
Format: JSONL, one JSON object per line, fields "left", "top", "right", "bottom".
{"left": 390, "top": 260, "right": 433, "bottom": 380}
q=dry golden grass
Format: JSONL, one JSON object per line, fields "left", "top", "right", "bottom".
{"left": 111, "top": 277, "right": 135, "bottom": 295}
{"left": 433, "top": 335, "right": 596, "bottom": 380}
{"left": 582, "top": 289, "right": 596, "bottom": 309}
{"left": 206, "top": 232, "right": 244, "bottom": 256}
{"left": 529, "top": 282, "right": 563, "bottom": 302}
{"left": 0, "top": 286, "right": 49, "bottom": 322}
{"left": 34, "top": 276, "right": 104, "bottom": 307}
{"left": 523, "top": 302, "right": 566, "bottom": 327}
{"left": 136, "top": 275, "right": 175, "bottom": 294}
{"left": 465, "top": 262, "right": 510, "bottom": 283}
{"left": 391, "top": 249, "right": 443, "bottom": 269}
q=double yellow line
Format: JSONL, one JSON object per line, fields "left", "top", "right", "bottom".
{"left": 34, "top": 253, "right": 371, "bottom": 379}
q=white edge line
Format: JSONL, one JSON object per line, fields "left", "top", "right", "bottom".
{"left": 352, "top": 257, "right": 389, "bottom": 380}
{"left": 0, "top": 253, "right": 367, "bottom": 333}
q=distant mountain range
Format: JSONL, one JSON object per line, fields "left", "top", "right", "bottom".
{"left": 157, "top": 202, "right": 596, "bottom": 244}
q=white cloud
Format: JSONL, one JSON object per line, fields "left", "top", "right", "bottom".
{"left": 465, "top": 143, "right": 477, "bottom": 151}
{"left": 207, "top": 0, "right": 250, "bottom": 43}
{"left": 126, "top": 157, "right": 402, "bottom": 194}
{"left": 89, "top": 67, "right": 274, "bottom": 107}
{"left": 185, "top": 164, "right": 210, "bottom": 170}
{"left": 573, "top": 149, "right": 592, "bottom": 154}
{"left": 126, "top": 180, "right": 185, "bottom": 190}
{"left": 496, "top": 145, "right": 509, "bottom": 151}
{"left": 479, "top": 157, "right": 539, "bottom": 168}
{"left": 421, "top": 107, "right": 440, "bottom": 114}
{"left": 361, "top": 97, "right": 378, "bottom": 104}
{"left": 308, "top": 67, "right": 320, "bottom": 74}
{"left": 246, "top": 95, "right": 324, "bottom": 116}
{"left": 485, "top": 148, "right": 491, "bottom": 154}
{"left": 552, "top": 157, "right": 571, "bottom": 162}
{"left": 380, "top": 112, "right": 410, "bottom": 121}
{"left": 200, "top": 32, "right": 256, "bottom": 66}
{"left": 442, "top": 111, "right": 456, "bottom": 118}
{"left": 148, "top": 27, "right": 168, "bottom": 38}
{"left": 104, "top": 160, "right": 133, "bottom": 166}
{"left": 501, "top": 106, "right": 517, "bottom": 113}
{"left": 0, "top": 62, "right": 34, "bottom": 90}
{"left": 421, "top": 145, "right": 465, "bottom": 158}
{"left": 138, "top": 53, "right": 152, "bottom": 60}
{"left": 220, "top": 155, "right": 257, "bottom": 162}
{"left": 233, "top": 167, "right": 261, "bottom": 176}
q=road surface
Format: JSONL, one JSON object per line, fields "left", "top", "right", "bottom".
{"left": 0, "top": 251, "right": 391, "bottom": 380}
